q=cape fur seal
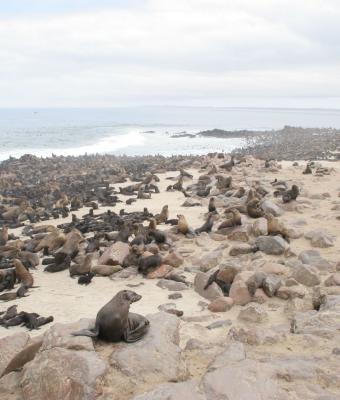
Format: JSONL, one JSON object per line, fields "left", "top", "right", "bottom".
{"left": 72, "top": 290, "right": 149, "bottom": 342}
{"left": 218, "top": 209, "right": 242, "bottom": 229}
{"left": 282, "top": 185, "right": 299, "bottom": 203}
{"left": 138, "top": 254, "right": 162, "bottom": 275}
{"left": 13, "top": 259, "right": 33, "bottom": 288}
{"left": 177, "top": 214, "right": 189, "bottom": 235}
{"left": 0, "top": 226, "right": 8, "bottom": 245}
{"left": 208, "top": 197, "right": 216, "bottom": 213}
{"left": 155, "top": 205, "right": 169, "bottom": 224}
{"left": 195, "top": 214, "right": 214, "bottom": 234}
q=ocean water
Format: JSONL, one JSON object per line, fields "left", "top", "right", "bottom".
{"left": 1, "top": 106, "right": 340, "bottom": 161}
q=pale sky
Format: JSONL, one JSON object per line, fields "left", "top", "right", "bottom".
{"left": 1, "top": 0, "right": 340, "bottom": 108}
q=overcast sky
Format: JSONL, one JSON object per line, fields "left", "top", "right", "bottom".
{"left": 1, "top": 0, "right": 340, "bottom": 108}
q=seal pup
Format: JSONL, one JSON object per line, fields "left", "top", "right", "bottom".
{"left": 0, "top": 305, "right": 17, "bottom": 322}
{"left": 78, "top": 272, "right": 95, "bottom": 285}
{"left": 0, "top": 285, "right": 29, "bottom": 302}
{"left": 72, "top": 290, "right": 149, "bottom": 343}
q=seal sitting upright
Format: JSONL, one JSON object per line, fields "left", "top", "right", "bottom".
{"left": 72, "top": 290, "right": 149, "bottom": 343}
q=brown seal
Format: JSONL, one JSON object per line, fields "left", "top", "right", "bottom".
{"left": 69, "top": 253, "right": 94, "bottom": 277}
{"left": 138, "top": 253, "right": 162, "bottom": 275}
{"left": 218, "top": 209, "right": 241, "bottom": 229}
{"left": 173, "top": 177, "right": 183, "bottom": 191}
{"left": 208, "top": 197, "right": 216, "bottom": 213}
{"left": 13, "top": 259, "right": 33, "bottom": 288}
{"left": 195, "top": 213, "right": 214, "bottom": 234}
{"left": 72, "top": 290, "right": 149, "bottom": 342}
{"left": 282, "top": 185, "right": 299, "bottom": 203}
{"left": 155, "top": 205, "right": 169, "bottom": 224}
{"left": 247, "top": 199, "right": 264, "bottom": 218}
{"left": 54, "top": 229, "right": 83, "bottom": 263}
{"left": 0, "top": 226, "right": 8, "bottom": 245}
{"left": 233, "top": 187, "right": 245, "bottom": 198}
{"left": 303, "top": 164, "right": 312, "bottom": 174}
{"left": 0, "top": 284, "right": 29, "bottom": 302}
{"left": 220, "top": 155, "right": 235, "bottom": 171}
{"left": 265, "top": 213, "right": 289, "bottom": 241}
{"left": 148, "top": 218, "right": 157, "bottom": 230}
{"left": 177, "top": 214, "right": 189, "bottom": 235}
{"left": 216, "top": 175, "right": 232, "bottom": 190}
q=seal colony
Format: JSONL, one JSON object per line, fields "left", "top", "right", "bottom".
{"left": 0, "top": 151, "right": 340, "bottom": 399}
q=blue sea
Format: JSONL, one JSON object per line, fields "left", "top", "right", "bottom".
{"left": 1, "top": 106, "right": 340, "bottom": 161}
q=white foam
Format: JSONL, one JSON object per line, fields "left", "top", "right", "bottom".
{"left": 0, "top": 130, "right": 145, "bottom": 161}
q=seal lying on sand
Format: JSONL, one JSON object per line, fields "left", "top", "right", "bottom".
{"left": 72, "top": 290, "right": 149, "bottom": 343}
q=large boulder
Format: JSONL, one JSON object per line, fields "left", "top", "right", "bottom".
{"left": 227, "top": 227, "right": 249, "bottom": 242}
{"left": 255, "top": 235, "right": 288, "bottom": 255}
{"left": 98, "top": 241, "right": 130, "bottom": 266}
{"left": 0, "top": 332, "right": 30, "bottom": 378}
{"left": 217, "top": 261, "right": 243, "bottom": 283}
{"left": 199, "top": 250, "right": 223, "bottom": 272}
{"left": 194, "top": 271, "right": 223, "bottom": 300}
{"left": 21, "top": 348, "right": 107, "bottom": 400}
{"left": 261, "top": 200, "right": 283, "bottom": 216}
{"left": 276, "top": 285, "right": 307, "bottom": 300}
{"left": 110, "top": 312, "right": 187, "bottom": 384}
{"left": 202, "top": 359, "right": 284, "bottom": 400}
{"left": 229, "top": 243, "right": 256, "bottom": 256}
{"left": 40, "top": 319, "right": 95, "bottom": 352}
{"left": 324, "top": 273, "right": 340, "bottom": 286}
{"left": 1, "top": 336, "right": 43, "bottom": 378}
{"left": 147, "top": 264, "right": 173, "bottom": 279}
{"left": 157, "top": 279, "right": 188, "bottom": 291}
{"left": 133, "top": 380, "right": 205, "bottom": 400}
{"left": 262, "top": 275, "right": 282, "bottom": 297}
{"left": 208, "top": 297, "right": 234, "bottom": 312}
{"left": 252, "top": 218, "right": 268, "bottom": 236}
{"left": 298, "top": 250, "right": 332, "bottom": 271}
{"left": 229, "top": 280, "right": 252, "bottom": 306}
{"left": 292, "top": 264, "right": 321, "bottom": 287}
{"left": 305, "top": 230, "right": 336, "bottom": 248}
{"left": 238, "top": 303, "right": 268, "bottom": 323}
{"left": 163, "top": 251, "right": 184, "bottom": 268}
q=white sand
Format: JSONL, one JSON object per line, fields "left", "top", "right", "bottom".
{"left": 1, "top": 161, "right": 340, "bottom": 341}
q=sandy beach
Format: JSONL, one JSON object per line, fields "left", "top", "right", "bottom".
{"left": 1, "top": 153, "right": 340, "bottom": 399}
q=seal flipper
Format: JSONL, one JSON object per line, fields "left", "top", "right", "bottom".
{"left": 123, "top": 313, "right": 150, "bottom": 343}
{"left": 72, "top": 323, "right": 99, "bottom": 338}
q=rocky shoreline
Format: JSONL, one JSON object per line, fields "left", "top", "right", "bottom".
{"left": 188, "top": 126, "right": 340, "bottom": 161}
{"left": 0, "top": 152, "right": 340, "bottom": 399}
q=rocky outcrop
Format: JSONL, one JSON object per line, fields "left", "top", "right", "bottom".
{"left": 110, "top": 312, "right": 187, "bottom": 384}
{"left": 194, "top": 271, "right": 223, "bottom": 300}
{"left": 21, "top": 347, "right": 107, "bottom": 400}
